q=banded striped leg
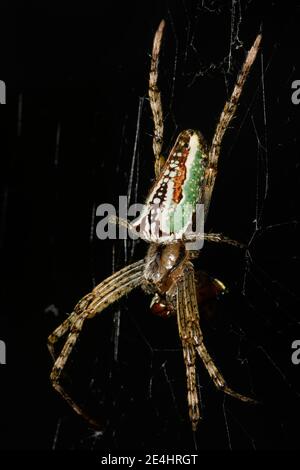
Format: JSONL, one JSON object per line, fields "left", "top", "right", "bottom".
{"left": 48, "top": 303, "right": 90, "bottom": 362}
{"left": 176, "top": 262, "right": 256, "bottom": 431}
{"left": 149, "top": 19, "right": 165, "bottom": 177}
{"left": 48, "top": 260, "right": 145, "bottom": 427}
{"left": 183, "top": 231, "right": 246, "bottom": 248}
{"left": 176, "top": 262, "right": 204, "bottom": 430}
{"left": 203, "top": 33, "right": 262, "bottom": 218}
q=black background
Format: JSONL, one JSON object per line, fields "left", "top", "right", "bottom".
{"left": 0, "top": 0, "right": 300, "bottom": 452}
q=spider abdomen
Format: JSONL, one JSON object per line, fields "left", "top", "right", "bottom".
{"left": 132, "top": 129, "right": 208, "bottom": 243}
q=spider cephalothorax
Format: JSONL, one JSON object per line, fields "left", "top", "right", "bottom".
{"left": 48, "top": 19, "right": 261, "bottom": 431}
{"left": 143, "top": 242, "right": 187, "bottom": 317}
{"left": 148, "top": 252, "right": 227, "bottom": 320}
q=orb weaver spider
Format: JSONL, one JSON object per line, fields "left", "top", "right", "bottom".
{"left": 48, "top": 20, "right": 262, "bottom": 431}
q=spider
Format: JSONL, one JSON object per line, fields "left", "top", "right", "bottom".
{"left": 48, "top": 20, "right": 262, "bottom": 431}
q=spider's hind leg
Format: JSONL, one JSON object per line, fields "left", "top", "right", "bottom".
{"left": 48, "top": 260, "right": 145, "bottom": 428}
{"left": 195, "top": 342, "right": 258, "bottom": 405}
{"left": 49, "top": 305, "right": 101, "bottom": 428}
{"left": 47, "top": 295, "right": 93, "bottom": 361}
{"left": 176, "top": 262, "right": 257, "bottom": 430}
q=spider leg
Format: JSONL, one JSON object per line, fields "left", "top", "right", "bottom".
{"left": 149, "top": 19, "right": 166, "bottom": 177}
{"left": 49, "top": 260, "right": 145, "bottom": 427}
{"left": 50, "top": 304, "right": 99, "bottom": 427}
{"left": 176, "top": 262, "right": 202, "bottom": 431}
{"left": 196, "top": 342, "right": 257, "bottom": 405}
{"left": 48, "top": 311, "right": 78, "bottom": 361}
{"left": 183, "top": 231, "right": 245, "bottom": 249}
{"left": 187, "top": 267, "right": 257, "bottom": 404}
{"left": 203, "top": 33, "right": 262, "bottom": 218}
{"left": 48, "top": 261, "right": 143, "bottom": 358}
{"left": 176, "top": 262, "right": 257, "bottom": 430}
{"left": 108, "top": 214, "right": 139, "bottom": 239}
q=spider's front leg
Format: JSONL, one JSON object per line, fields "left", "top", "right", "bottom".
{"left": 49, "top": 296, "right": 99, "bottom": 428}
{"left": 175, "top": 262, "right": 202, "bottom": 430}
{"left": 48, "top": 260, "right": 145, "bottom": 427}
{"left": 48, "top": 296, "right": 93, "bottom": 362}
{"left": 176, "top": 261, "right": 257, "bottom": 431}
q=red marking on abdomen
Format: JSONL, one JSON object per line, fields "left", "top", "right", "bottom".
{"left": 172, "top": 149, "right": 189, "bottom": 203}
